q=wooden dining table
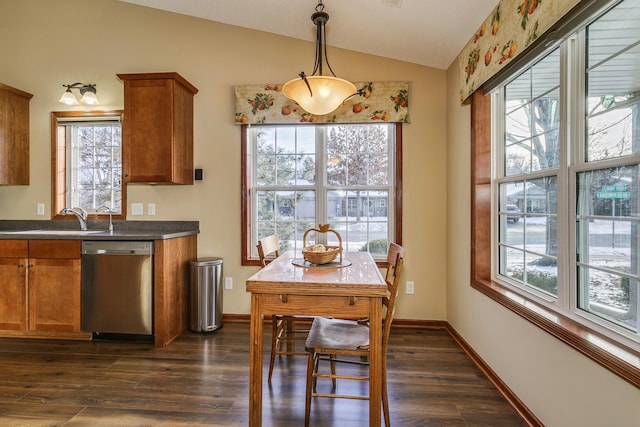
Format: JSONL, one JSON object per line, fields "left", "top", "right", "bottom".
{"left": 245, "top": 250, "right": 388, "bottom": 426}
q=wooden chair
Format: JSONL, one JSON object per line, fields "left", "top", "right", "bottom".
{"left": 303, "top": 243, "right": 405, "bottom": 427}
{"left": 256, "top": 234, "right": 280, "bottom": 268}
{"left": 256, "top": 234, "right": 312, "bottom": 384}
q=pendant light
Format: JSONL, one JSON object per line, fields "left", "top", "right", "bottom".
{"left": 282, "top": 1, "right": 362, "bottom": 116}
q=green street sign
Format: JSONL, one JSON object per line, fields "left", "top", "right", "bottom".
{"left": 601, "top": 185, "right": 627, "bottom": 192}
{"left": 596, "top": 191, "right": 630, "bottom": 199}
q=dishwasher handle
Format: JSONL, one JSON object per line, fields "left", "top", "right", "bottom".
{"left": 83, "top": 249, "right": 141, "bottom": 255}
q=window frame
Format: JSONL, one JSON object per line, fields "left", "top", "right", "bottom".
{"left": 241, "top": 124, "right": 403, "bottom": 267}
{"left": 51, "top": 110, "right": 126, "bottom": 221}
{"left": 493, "top": 44, "right": 563, "bottom": 310}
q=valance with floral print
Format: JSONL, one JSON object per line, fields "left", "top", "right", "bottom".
{"left": 234, "top": 81, "right": 409, "bottom": 124}
{"left": 458, "top": 0, "right": 580, "bottom": 103}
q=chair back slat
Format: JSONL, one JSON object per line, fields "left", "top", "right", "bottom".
{"left": 382, "top": 243, "right": 404, "bottom": 353}
{"left": 257, "top": 234, "right": 280, "bottom": 267}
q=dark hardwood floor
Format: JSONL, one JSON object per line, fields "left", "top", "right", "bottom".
{"left": 0, "top": 322, "right": 527, "bottom": 426}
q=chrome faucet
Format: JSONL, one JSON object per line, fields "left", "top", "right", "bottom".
{"left": 60, "top": 207, "right": 88, "bottom": 230}
{"left": 97, "top": 206, "right": 114, "bottom": 233}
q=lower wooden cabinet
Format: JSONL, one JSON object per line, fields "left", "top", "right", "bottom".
{"left": 0, "top": 240, "right": 81, "bottom": 335}
{"left": 0, "top": 252, "right": 28, "bottom": 330}
{"left": 0, "top": 235, "right": 196, "bottom": 345}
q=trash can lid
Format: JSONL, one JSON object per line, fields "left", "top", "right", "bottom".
{"left": 190, "top": 257, "right": 223, "bottom": 266}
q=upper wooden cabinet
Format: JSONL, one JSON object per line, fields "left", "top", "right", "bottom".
{"left": 0, "top": 83, "right": 33, "bottom": 185}
{"left": 117, "top": 72, "right": 198, "bottom": 184}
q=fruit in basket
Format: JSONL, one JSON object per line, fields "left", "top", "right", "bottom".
{"left": 306, "top": 244, "right": 327, "bottom": 252}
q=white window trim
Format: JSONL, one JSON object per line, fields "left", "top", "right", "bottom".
{"left": 247, "top": 123, "right": 396, "bottom": 261}
{"left": 490, "top": 22, "right": 640, "bottom": 351}
{"left": 63, "top": 119, "right": 122, "bottom": 214}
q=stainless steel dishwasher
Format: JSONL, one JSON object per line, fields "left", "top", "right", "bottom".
{"left": 81, "top": 241, "right": 154, "bottom": 340}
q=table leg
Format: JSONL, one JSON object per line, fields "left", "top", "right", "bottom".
{"left": 369, "top": 297, "right": 382, "bottom": 426}
{"left": 249, "top": 294, "right": 263, "bottom": 426}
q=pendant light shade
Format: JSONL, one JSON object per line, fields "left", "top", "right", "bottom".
{"left": 282, "top": 1, "right": 361, "bottom": 115}
{"left": 282, "top": 76, "right": 357, "bottom": 116}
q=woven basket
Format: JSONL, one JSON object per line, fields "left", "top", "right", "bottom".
{"left": 302, "top": 224, "right": 343, "bottom": 265}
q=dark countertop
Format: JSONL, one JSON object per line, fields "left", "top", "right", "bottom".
{"left": 0, "top": 220, "right": 199, "bottom": 240}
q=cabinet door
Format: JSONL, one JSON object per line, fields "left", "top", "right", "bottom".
{"left": 123, "top": 78, "right": 174, "bottom": 183}
{"left": 0, "top": 257, "right": 28, "bottom": 330}
{"left": 0, "top": 83, "right": 33, "bottom": 185}
{"left": 28, "top": 258, "right": 81, "bottom": 332}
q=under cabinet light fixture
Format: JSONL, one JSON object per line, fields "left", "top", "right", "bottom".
{"left": 59, "top": 83, "right": 99, "bottom": 105}
{"left": 281, "top": 1, "right": 363, "bottom": 116}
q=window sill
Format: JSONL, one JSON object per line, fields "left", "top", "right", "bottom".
{"left": 471, "top": 278, "right": 640, "bottom": 388}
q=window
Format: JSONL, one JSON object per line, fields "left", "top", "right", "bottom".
{"left": 242, "top": 123, "right": 402, "bottom": 265}
{"left": 52, "top": 111, "right": 126, "bottom": 219}
{"left": 491, "top": 0, "right": 640, "bottom": 352}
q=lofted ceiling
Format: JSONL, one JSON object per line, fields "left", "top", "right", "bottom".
{"left": 118, "top": 0, "right": 499, "bottom": 70}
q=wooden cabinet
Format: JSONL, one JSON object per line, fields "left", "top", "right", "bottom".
{"left": 28, "top": 240, "right": 81, "bottom": 332}
{"left": 0, "top": 240, "right": 81, "bottom": 335}
{"left": 154, "top": 234, "right": 197, "bottom": 347}
{"left": 117, "top": 72, "right": 198, "bottom": 184}
{"left": 0, "top": 83, "right": 33, "bottom": 185}
{"left": 0, "top": 240, "right": 28, "bottom": 330}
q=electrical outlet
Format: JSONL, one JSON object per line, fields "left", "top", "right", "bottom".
{"left": 131, "top": 203, "right": 143, "bottom": 215}
{"left": 406, "top": 281, "right": 415, "bottom": 295}
{"left": 224, "top": 277, "right": 233, "bottom": 290}
{"left": 36, "top": 203, "right": 45, "bottom": 216}
{"left": 148, "top": 203, "right": 156, "bottom": 216}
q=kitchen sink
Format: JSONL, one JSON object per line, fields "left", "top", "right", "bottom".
{"left": 2, "top": 229, "right": 105, "bottom": 235}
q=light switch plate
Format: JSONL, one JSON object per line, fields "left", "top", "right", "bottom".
{"left": 36, "top": 203, "right": 45, "bottom": 216}
{"left": 131, "top": 203, "right": 143, "bottom": 215}
{"left": 148, "top": 203, "right": 156, "bottom": 215}
{"left": 224, "top": 277, "right": 233, "bottom": 290}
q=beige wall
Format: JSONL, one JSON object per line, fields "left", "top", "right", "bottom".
{"left": 445, "top": 56, "right": 640, "bottom": 425}
{"left": 0, "top": 0, "right": 447, "bottom": 321}
{"left": 3, "top": 0, "right": 638, "bottom": 423}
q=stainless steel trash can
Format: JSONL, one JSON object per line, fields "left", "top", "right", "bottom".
{"left": 189, "top": 257, "right": 223, "bottom": 333}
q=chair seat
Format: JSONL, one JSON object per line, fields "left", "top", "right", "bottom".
{"left": 305, "top": 317, "right": 370, "bottom": 352}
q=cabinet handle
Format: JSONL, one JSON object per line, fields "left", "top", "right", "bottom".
{"left": 18, "top": 264, "right": 24, "bottom": 268}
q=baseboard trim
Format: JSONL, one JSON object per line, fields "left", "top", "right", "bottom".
{"left": 222, "top": 313, "right": 251, "bottom": 323}
{"left": 221, "top": 314, "right": 540, "bottom": 426}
